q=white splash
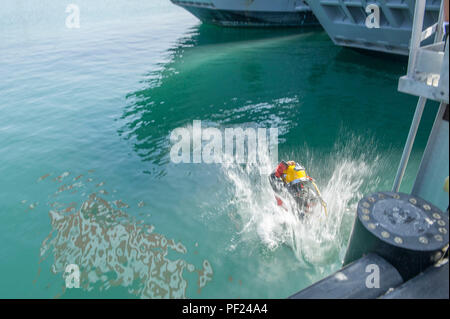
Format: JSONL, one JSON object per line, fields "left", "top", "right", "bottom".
{"left": 220, "top": 134, "right": 381, "bottom": 269}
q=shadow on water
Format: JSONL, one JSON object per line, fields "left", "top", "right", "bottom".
{"left": 120, "top": 25, "right": 334, "bottom": 171}
{"left": 119, "top": 22, "right": 424, "bottom": 177}
{"left": 172, "top": 23, "right": 324, "bottom": 46}
{"left": 333, "top": 47, "right": 409, "bottom": 74}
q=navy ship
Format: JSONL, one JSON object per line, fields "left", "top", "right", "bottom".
{"left": 170, "top": 0, "right": 319, "bottom": 27}
{"left": 305, "top": 0, "right": 442, "bottom": 55}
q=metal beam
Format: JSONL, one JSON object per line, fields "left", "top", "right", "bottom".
{"left": 392, "top": 97, "right": 427, "bottom": 192}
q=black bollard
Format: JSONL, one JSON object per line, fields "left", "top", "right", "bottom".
{"left": 344, "top": 192, "right": 449, "bottom": 281}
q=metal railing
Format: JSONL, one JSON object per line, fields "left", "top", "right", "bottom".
{"left": 393, "top": 0, "right": 448, "bottom": 192}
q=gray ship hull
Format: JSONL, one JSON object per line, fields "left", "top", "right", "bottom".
{"left": 305, "top": 0, "right": 442, "bottom": 55}
{"left": 171, "top": 0, "right": 319, "bottom": 27}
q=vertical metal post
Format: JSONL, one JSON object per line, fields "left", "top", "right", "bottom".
{"left": 392, "top": 97, "right": 427, "bottom": 192}
{"left": 392, "top": 0, "right": 428, "bottom": 193}
{"left": 434, "top": 0, "right": 445, "bottom": 43}
{"left": 407, "top": 0, "right": 426, "bottom": 77}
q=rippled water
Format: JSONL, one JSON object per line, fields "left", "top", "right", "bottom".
{"left": 0, "top": 0, "right": 439, "bottom": 298}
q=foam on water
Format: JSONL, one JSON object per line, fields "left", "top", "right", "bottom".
{"left": 36, "top": 170, "right": 214, "bottom": 299}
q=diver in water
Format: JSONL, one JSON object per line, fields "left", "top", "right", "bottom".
{"left": 269, "top": 160, "right": 327, "bottom": 217}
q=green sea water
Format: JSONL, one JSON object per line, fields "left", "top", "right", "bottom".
{"left": 0, "top": 0, "right": 440, "bottom": 299}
